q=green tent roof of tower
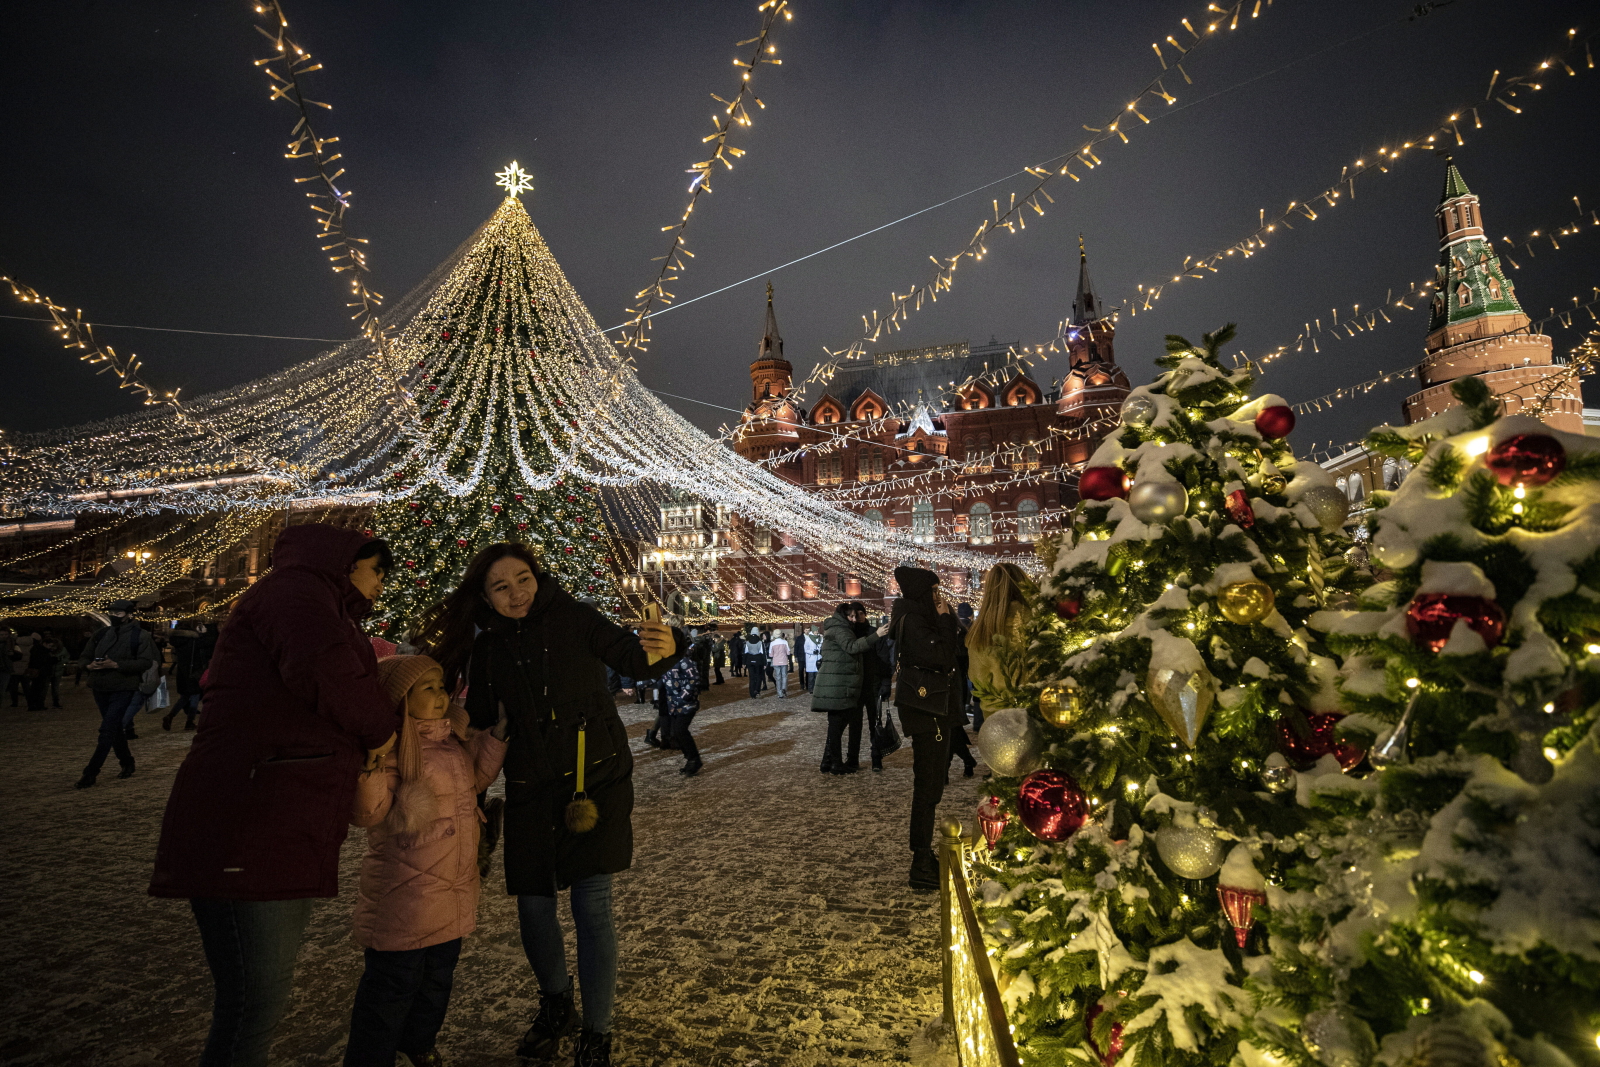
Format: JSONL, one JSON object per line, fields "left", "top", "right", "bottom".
{"left": 1440, "top": 161, "right": 1473, "bottom": 201}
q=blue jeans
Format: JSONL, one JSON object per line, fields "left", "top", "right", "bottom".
{"left": 85, "top": 689, "right": 139, "bottom": 777}
{"left": 746, "top": 656, "right": 766, "bottom": 698}
{"left": 517, "top": 875, "right": 617, "bottom": 1034}
{"left": 774, "top": 665, "right": 789, "bottom": 697}
{"left": 344, "top": 938, "right": 462, "bottom": 1066}
{"left": 191, "top": 898, "right": 315, "bottom": 1067}
{"left": 122, "top": 691, "right": 147, "bottom": 728}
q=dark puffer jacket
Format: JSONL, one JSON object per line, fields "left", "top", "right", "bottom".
{"left": 809, "top": 608, "right": 879, "bottom": 712}
{"left": 81, "top": 620, "right": 158, "bottom": 693}
{"left": 149, "top": 524, "right": 398, "bottom": 901}
{"left": 891, "top": 567, "right": 963, "bottom": 736}
{"left": 466, "top": 574, "right": 681, "bottom": 897}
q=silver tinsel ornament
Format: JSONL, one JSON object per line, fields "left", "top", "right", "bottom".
{"left": 1153, "top": 823, "right": 1224, "bottom": 878}
{"left": 1301, "top": 1006, "right": 1377, "bottom": 1067}
{"left": 1120, "top": 394, "right": 1158, "bottom": 427}
{"left": 975, "top": 708, "right": 1042, "bottom": 777}
{"left": 1128, "top": 481, "right": 1189, "bottom": 523}
{"left": 1300, "top": 485, "right": 1351, "bottom": 531}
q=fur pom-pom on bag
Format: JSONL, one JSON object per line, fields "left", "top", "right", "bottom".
{"left": 565, "top": 726, "right": 600, "bottom": 834}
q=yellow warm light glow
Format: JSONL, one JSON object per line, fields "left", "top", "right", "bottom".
{"left": 1465, "top": 436, "right": 1491, "bottom": 456}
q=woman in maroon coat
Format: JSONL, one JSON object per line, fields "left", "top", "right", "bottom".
{"left": 149, "top": 523, "right": 399, "bottom": 1067}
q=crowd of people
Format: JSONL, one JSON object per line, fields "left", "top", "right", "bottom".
{"left": 35, "top": 521, "right": 1023, "bottom": 1067}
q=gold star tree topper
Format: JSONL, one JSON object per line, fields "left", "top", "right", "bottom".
{"left": 496, "top": 161, "right": 534, "bottom": 198}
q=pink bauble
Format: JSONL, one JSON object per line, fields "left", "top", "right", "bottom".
{"left": 1017, "top": 769, "right": 1088, "bottom": 842}
{"left": 977, "top": 796, "right": 1009, "bottom": 849}
{"left": 1405, "top": 593, "right": 1505, "bottom": 653}
{"left": 1254, "top": 405, "right": 1296, "bottom": 439}
{"left": 1486, "top": 433, "right": 1565, "bottom": 487}
{"left": 1274, "top": 711, "right": 1364, "bottom": 771}
{"left": 1079, "top": 467, "right": 1130, "bottom": 501}
{"left": 1085, "top": 1002, "right": 1124, "bottom": 1066}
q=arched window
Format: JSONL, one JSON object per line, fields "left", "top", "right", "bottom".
{"left": 969, "top": 503, "right": 993, "bottom": 543}
{"left": 1487, "top": 276, "right": 1503, "bottom": 300}
{"left": 1346, "top": 472, "right": 1366, "bottom": 502}
{"left": 1016, "top": 498, "right": 1041, "bottom": 542}
{"left": 863, "top": 509, "right": 884, "bottom": 526}
{"left": 912, "top": 500, "right": 934, "bottom": 543}
{"left": 1457, "top": 282, "right": 1472, "bottom": 308}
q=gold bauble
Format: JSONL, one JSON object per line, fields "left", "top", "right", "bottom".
{"left": 1217, "top": 579, "right": 1275, "bottom": 624}
{"left": 1039, "top": 686, "right": 1084, "bottom": 727}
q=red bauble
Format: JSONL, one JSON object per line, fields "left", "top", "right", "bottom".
{"left": 1085, "top": 1002, "right": 1124, "bottom": 1067}
{"left": 440, "top": 329, "right": 451, "bottom": 340}
{"left": 517, "top": 523, "right": 529, "bottom": 531}
{"left": 1224, "top": 489, "right": 1255, "bottom": 529}
{"left": 1054, "top": 598, "right": 1081, "bottom": 619}
{"left": 492, "top": 504, "right": 502, "bottom": 513}
{"left": 426, "top": 385, "right": 438, "bottom": 393}
{"left": 439, "top": 399, "right": 449, "bottom": 408}
{"left": 1254, "top": 405, "right": 1296, "bottom": 439}
{"left": 456, "top": 538, "right": 469, "bottom": 547}
{"left": 1017, "top": 769, "right": 1088, "bottom": 842}
{"left": 1216, "top": 884, "right": 1268, "bottom": 948}
{"left": 1405, "top": 593, "right": 1505, "bottom": 653}
{"left": 403, "top": 560, "right": 416, "bottom": 569}
{"left": 421, "top": 518, "right": 434, "bottom": 526}
{"left": 1079, "top": 466, "right": 1130, "bottom": 501}
{"left": 514, "top": 494, "right": 525, "bottom": 502}
{"left": 568, "top": 419, "right": 579, "bottom": 429}
{"left": 563, "top": 546, "right": 575, "bottom": 554}
{"left": 407, "top": 501, "right": 420, "bottom": 509}
{"left": 414, "top": 579, "right": 427, "bottom": 587}
{"left": 566, "top": 495, "right": 577, "bottom": 503}
{"left": 1486, "top": 433, "right": 1565, "bottom": 487}
{"left": 977, "top": 796, "right": 1009, "bottom": 848}
{"left": 1274, "top": 711, "right": 1364, "bottom": 771}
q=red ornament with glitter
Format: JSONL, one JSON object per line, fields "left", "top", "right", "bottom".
{"left": 1079, "top": 467, "right": 1129, "bottom": 501}
{"left": 1254, "top": 405, "right": 1295, "bottom": 439}
{"left": 1274, "top": 711, "right": 1364, "bottom": 771}
{"left": 976, "top": 796, "right": 1008, "bottom": 849}
{"left": 1405, "top": 594, "right": 1505, "bottom": 653}
{"left": 1216, "top": 885, "right": 1268, "bottom": 948}
{"left": 1054, "top": 598, "right": 1081, "bottom": 619}
{"left": 1224, "top": 489, "right": 1255, "bottom": 529}
{"left": 1486, "top": 433, "right": 1565, "bottom": 487}
{"left": 1016, "top": 769, "right": 1087, "bottom": 842}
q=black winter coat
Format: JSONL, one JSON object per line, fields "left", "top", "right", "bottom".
{"left": 890, "top": 568, "right": 963, "bottom": 736}
{"left": 466, "top": 575, "right": 681, "bottom": 897}
{"left": 810, "top": 609, "right": 879, "bottom": 712}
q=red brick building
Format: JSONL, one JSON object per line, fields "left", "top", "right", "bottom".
{"left": 724, "top": 248, "right": 1129, "bottom": 610}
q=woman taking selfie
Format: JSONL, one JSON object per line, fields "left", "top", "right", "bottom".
{"left": 416, "top": 543, "right": 681, "bottom": 1067}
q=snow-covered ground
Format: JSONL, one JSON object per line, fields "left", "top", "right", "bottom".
{"left": 1, "top": 680, "right": 985, "bottom": 1065}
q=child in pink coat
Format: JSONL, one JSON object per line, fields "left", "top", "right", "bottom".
{"left": 344, "top": 655, "right": 507, "bottom": 1067}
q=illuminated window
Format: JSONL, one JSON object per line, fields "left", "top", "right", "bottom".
{"left": 1487, "top": 276, "right": 1503, "bottom": 300}
{"left": 858, "top": 448, "right": 885, "bottom": 482}
{"left": 969, "top": 503, "right": 992, "bottom": 543}
{"left": 817, "top": 453, "right": 843, "bottom": 485}
{"left": 1457, "top": 282, "right": 1472, "bottom": 308}
{"left": 912, "top": 500, "right": 935, "bottom": 543}
{"left": 1017, "top": 498, "right": 1041, "bottom": 542}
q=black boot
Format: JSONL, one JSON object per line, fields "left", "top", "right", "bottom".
{"left": 117, "top": 763, "right": 136, "bottom": 780}
{"left": 516, "top": 988, "right": 576, "bottom": 1060}
{"left": 908, "top": 848, "right": 939, "bottom": 893}
{"left": 574, "top": 1028, "right": 613, "bottom": 1067}
{"left": 679, "top": 758, "right": 702, "bottom": 776}
{"left": 124, "top": 727, "right": 138, "bottom": 740}
{"left": 161, "top": 711, "right": 176, "bottom": 731}
{"left": 74, "top": 773, "right": 96, "bottom": 790}
{"left": 962, "top": 758, "right": 977, "bottom": 778}
{"left": 642, "top": 729, "right": 660, "bottom": 748}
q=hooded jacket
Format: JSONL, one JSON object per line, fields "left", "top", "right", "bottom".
{"left": 890, "top": 566, "right": 963, "bottom": 732}
{"left": 466, "top": 572, "right": 682, "bottom": 897}
{"left": 148, "top": 525, "right": 399, "bottom": 901}
{"left": 809, "top": 609, "right": 880, "bottom": 712}
{"left": 80, "top": 620, "right": 158, "bottom": 693}
{"left": 351, "top": 716, "right": 506, "bottom": 952}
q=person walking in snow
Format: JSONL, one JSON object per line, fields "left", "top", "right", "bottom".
{"left": 742, "top": 628, "right": 767, "bottom": 699}
{"left": 768, "top": 630, "right": 793, "bottom": 698}
{"left": 75, "top": 603, "right": 158, "bottom": 787}
{"left": 658, "top": 652, "right": 702, "bottom": 775}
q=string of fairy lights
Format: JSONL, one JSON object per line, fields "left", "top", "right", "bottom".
{"left": 1117, "top": 26, "right": 1597, "bottom": 321}
{"left": 617, "top": 0, "right": 792, "bottom": 356}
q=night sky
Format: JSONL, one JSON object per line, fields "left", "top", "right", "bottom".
{"left": 3, "top": 0, "right": 1595, "bottom": 455}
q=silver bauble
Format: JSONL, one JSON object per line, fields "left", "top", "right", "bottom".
{"left": 1153, "top": 824, "right": 1224, "bottom": 878}
{"left": 1128, "top": 481, "right": 1189, "bottom": 523}
{"left": 1260, "top": 764, "right": 1296, "bottom": 794}
{"left": 1120, "top": 394, "right": 1158, "bottom": 427}
{"left": 1301, "top": 1006, "right": 1377, "bottom": 1067}
{"left": 976, "top": 708, "right": 1042, "bottom": 778}
{"left": 1343, "top": 544, "right": 1369, "bottom": 568}
{"left": 1416, "top": 1020, "right": 1488, "bottom": 1067}
{"left": 1300, "top": 485, "right": 1351, "bottom": 531}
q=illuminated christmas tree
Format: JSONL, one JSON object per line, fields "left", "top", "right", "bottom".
{"left": 369, "top": 167, "right": 621, "bottom": 632}
{"left": 968, "top": 325, "right": 1366, "bottom": 1063}
{"left": 967, "top": 339, "right": 1600, "bottom": 1064}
